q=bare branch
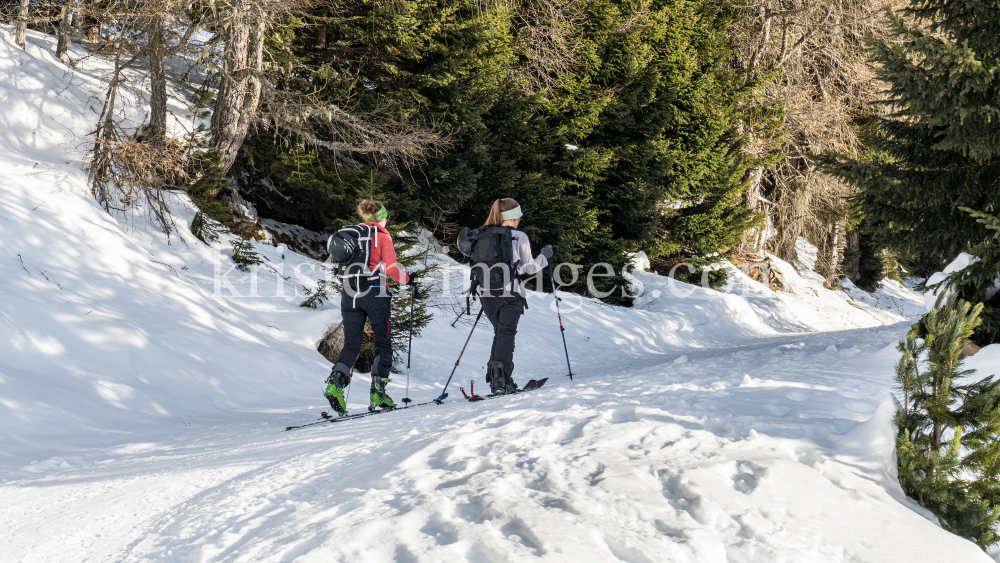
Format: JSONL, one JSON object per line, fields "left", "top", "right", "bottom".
{"left": 730, "top": 0, "right": 903, "bottom": 270}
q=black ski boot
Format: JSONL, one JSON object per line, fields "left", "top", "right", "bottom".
{"left": 487, "top": 361, "right": 504, "bottom": 395}
{"left": 488, "top": 361, "right": 517, "bottom": 395}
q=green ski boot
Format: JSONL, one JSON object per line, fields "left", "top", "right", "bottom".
{"left": 324, "top": 366, "right": 351, "bottom": 415}
{"left": 369, "top": 374, "right": 395, "bottom": 412}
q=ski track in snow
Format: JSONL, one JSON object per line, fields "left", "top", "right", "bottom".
{"left": 3, "top": 325, "right": 994, "bottom": 562}
{"left": 2, "top": 26, "right": 999, "bottom": 563}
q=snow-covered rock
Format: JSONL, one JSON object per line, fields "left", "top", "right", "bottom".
{"left": 630, "top": 250, "right": 650, "bottom": 272}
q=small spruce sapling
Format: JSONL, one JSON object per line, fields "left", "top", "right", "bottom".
{"left": 190, "top": 211, "right": 222, "bottom": 244}
{"left": 300, "top": 279, "right": 337, "bottom": 309}
{"left": 895, "top": 294, "right": 1000, "bottom": 550}
{"left": 230, "top": 239, "right": 263, "bottom": 272}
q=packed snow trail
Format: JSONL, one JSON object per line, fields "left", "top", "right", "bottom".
{"left": 4, "top": 325, "right": 998, "bottom": 562}
{"left": 2, "top": 26, "right": 1000, "bottom": 562}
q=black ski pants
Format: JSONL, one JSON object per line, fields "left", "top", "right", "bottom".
{"left": 336, "top": 289, "right": 393, "bottom": 377}
{"left": 481, "top": 295, "right": 525, "bottom": 383}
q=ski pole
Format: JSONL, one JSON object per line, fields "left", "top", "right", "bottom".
{"left": 345, "top": 367, "right": 354, "bottom": 401}
{"left": 403, "top": 283, "right": 418, "bottom": 405}
{"left": 547, "top": 265, "right": 574, "bottom": 380}
{"left": 436, "top": 307, "right": 485, "bottom": 403}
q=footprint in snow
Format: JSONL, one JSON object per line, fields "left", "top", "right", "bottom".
{"left": 732, "top": 460, "right": 768, "bottom": 495}
{"left": 766, "top": 404, "right": 792, "bottom": 417}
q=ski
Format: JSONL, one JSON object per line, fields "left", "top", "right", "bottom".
{"left": 287, "top": 378, "right": 549, "bottom": 431}
{"left": 285, "top": 399, "right": 440, "bottom": 431}
{"left": 460, "top": 377, "right": 548, "bottom": 401}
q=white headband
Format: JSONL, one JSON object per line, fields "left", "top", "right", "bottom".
{"left": 501, "top": 206, "right": 523, "bottom": 220}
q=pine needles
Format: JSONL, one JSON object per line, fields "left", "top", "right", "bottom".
{"left": 300, "top": 279, "right": 337, "bottom": 308}
{"left": 895, "top": 294, "right": 1000, "bottom": 550}
{"left": 190, "top": 212, "right": 223, "bottom": 244}
{"left": 230, "top": 239, "right": 263, "bottom": 271}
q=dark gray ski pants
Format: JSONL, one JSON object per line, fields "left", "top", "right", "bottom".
{"left": 481, "top": 295, "right": 525, "bottom": 383}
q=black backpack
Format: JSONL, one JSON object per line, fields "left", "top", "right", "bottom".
{"left": 328, "top": 224, "right": 378, "bottom": 289}
{"left": 459, "top": 226, "right": 519, "bottom": 297}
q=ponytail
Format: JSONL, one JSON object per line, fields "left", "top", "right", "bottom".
{"left": 484, "top": 198, "right": 520, "bottom": 226}
{"left": 357, "top": 200, "right": 387, "bottom": 222}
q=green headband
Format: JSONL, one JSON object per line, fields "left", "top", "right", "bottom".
{"left": 363, "top": 205, "right": 388, "bottom": 223}
{"left": 501, "top": 205, "right": 522, "bottom": 220}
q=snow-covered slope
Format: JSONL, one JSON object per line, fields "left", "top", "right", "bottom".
{"left": 1, "top": 26, "right": 997, "bottom": 562}
{"left": 0, "top": 27, "right": 339, "bottom": 467}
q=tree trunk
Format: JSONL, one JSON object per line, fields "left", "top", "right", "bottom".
{"left": 776, "top": 224, "right": 800, "bottom": 263}
{"left": 817, "top": 219, "right": 844, "bottom": 282}
{"left": 15, "top": 0, "right": 29, "bottom": 49}
{"left": 737, "top": 168, "right": 769, "bottom": 259}
{"left": 211, "top": 2, "right": 264, "bottom": 173}
{"left": 747, "top": 5, "right": 771, "bottom": 69}
{"left": 147, "top": 16, "right": 168, "bottom": 146}
{"left": 72, "top": 2, "right": 82, "bottom": 36}
{"left": 56, "top": 4, "right": 72, "bottom": 62}
{"left": 317, "top": 23, "right": 327, "bottom": 49}
{"left": 845, "top": 231, "right": 860, "bottom": 283}
{"left": 932, "top": 419, "right": 942, "bottom": 452}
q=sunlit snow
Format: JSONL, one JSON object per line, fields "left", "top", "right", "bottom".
{"left": 1, "top": 25, "right": 997, "bottom": 563}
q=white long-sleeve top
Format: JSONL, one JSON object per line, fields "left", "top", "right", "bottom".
{"left": 510, "top": 229, "right": 548, "bottom": 294}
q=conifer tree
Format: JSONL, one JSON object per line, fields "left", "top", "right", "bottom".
{"left": 823, "top": 0, "right": 1000, "bottom": 277}
{"left": 895, "top": 295, "right": 1000, "bottom": 550}
{"left": 943, "top": 209, "right": 1000, "bottom": 343}
{"left": 240, "top": 0, "right": 761, "bottom": 304}
{"left": 552, "top": 0, "right": 762, "bottom": 296}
